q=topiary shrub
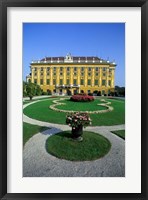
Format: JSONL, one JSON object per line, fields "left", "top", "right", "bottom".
{"left": 97, "top": 91, "right": 101, "bottom": 96}
{"left": 42, "top": 91, "right": 48, "bottom": 95}
{"left": 47, "top": 90, "right": 52, "bottom": 95}
{"left": 70, "top": 94, "right": 94, "bottom": 102}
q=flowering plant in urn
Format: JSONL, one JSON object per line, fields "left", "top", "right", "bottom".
{"left": 66, "top": 112, "right": 92, "bottom": 141}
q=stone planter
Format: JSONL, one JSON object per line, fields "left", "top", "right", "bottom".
{"left": 72, "top": 124, "right": 83, "bottom": 141}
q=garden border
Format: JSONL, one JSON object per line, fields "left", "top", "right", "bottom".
{"left": 49, "top": 98, "right": 114, "bottom": 114}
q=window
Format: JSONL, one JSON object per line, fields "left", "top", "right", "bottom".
{"left": 109, "top": 69, "right": 112, "bottom": 73}
{"left": 74, "top": 72, "right": 77, "bottom": 76}
{"left": 81, "top": 67, "right": 84, "bottom": 71}
{"left": 95, "top": 80, "right": 98, "bottom": 85}
{"left": 53, "top": 67, "right": 56, "bottom": 71}
{"left": 53, "top": 72, "right": 56, "bottom": 76}
{"left": 81, "top": 72, "right": 84, "bottom": 76}
{"left": 34, "top": 68, "right": 37, "bottom": 71}
{"left": 103, "top": 67, "right": 106, "bottom": 71}
{"left": 102, "top": 80, "right": 106, "bottom": 86}
{"left": 88, "top": 79, "right": 91, "bottom": 85}
{"left": 88, "top": 72, "right": 91, "bottom": 76}
{"left": 74, "top": 67, "right": 77, "bottom": 71}
{"left": 95, "top": 67, "right": 98, "bottom": 71}
{"left": 34, "top": 72, "right": 37, "bottom": 76}
{"left": 67, "top": 72, "right": 70, "bottom": 76}
{"left": 108, "top": 80, "right": 111, "bottom": 86}
{"left": 81, "top": 79, "right": 84, "bottom": 85}
{"left": 47, "top": 79, "right": 50, "bottom": 85}
{"left": 88, "top": 90, "right": 91, "bottom": 94}
{"left": 34, "top": 79, "right": 37, "bottom": 84}
{"left": 102, "top": 90, "right": 105, "bottom": 95}
{"left": 40, "top": 79, "right": 43, "bottom": 85}
{"left": 88, "top": 67, "right": 91, "bottom": 71}
{"left": 67, "top": 67, "right": 70, "bottom": 71}
{"left": 67, "top": 79, "right": 70, "bottom": 85}
{"left": 95, "top": 72, "right": 99, "bottom": 76}
{"left": 60, "top": 72, "right": 63, "bottom": 76}
{"left": 53, "top": 79, "right": 56, "bottom": 85}
{"left": 103, "top": 73, "right": 106, "bottom": 77}
{"left": 47, "top": 72, "right": 50, "bottom": 76}
{"left": 73, "top": 79, "right": 77, "bottom": 85}
{"left": 41, "top": 67, "right": 43, "bottom": 71}
{"left": 41, "top": 72, "right": 43, "bottom": 76}
{"left": 60, "top": 67, "right": 63, "bottom": 71}
{"left": 60, "top": 79, "right": 63, "bottom": 85}
{"left": 47, "top": 67, "right": 50, "bottom": 71}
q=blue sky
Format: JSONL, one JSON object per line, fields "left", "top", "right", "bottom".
{"left": 23, "top": 23, "right": 125, "bottom": 86}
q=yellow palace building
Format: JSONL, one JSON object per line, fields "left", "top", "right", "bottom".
{"left": 26, "top": 53, "right": 116, "bottom": 95}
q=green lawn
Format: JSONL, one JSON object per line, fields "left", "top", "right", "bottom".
{"left": 56, "top": 99, "right": 107, "bottom": 111}
{"left": 111, "top": 130, "right": 125, "bottom": 139}
{"left": 23, "top": 97, "right": 125, "bottom": 126}
{"left": 46, "top": 131, "right": 111, "bottom": 161}
{"left": 23, "top": 122, "right": 48, "bottom": 145}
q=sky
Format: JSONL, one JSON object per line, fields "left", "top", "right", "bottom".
{"left": 23, "top": 23, "right": 125, "bottom": 87}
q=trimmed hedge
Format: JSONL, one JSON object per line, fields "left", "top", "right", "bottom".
{"left": 70, "top": 94, "right": 94, "bottom": 102}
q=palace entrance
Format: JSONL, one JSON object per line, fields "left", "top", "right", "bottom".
{"left": 55, "top": 84, "right": 80, "bottom": 95}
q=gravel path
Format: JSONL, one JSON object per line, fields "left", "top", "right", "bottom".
{"left": 23, "top": 100, "right": 125, "bottom": 177}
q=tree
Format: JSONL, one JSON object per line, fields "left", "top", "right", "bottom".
{"left": 26, "top": 82, "right": 37, "bottom": 100}
{"left": 36, "top": 85, "right": 42, "bottom": 96}
{"left": 115, "top": 86, "right": 125, "bottom": 97}
{"left": 23, "top": 81, "right": 27, "bottom": 97}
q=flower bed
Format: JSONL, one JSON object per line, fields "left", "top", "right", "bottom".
{"left": 70, "top": 94, "right": 94, "bottom": 102}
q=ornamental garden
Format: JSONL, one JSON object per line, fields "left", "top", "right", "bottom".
{"left": 23, "top": 94, "right": 125, "bottom": 161}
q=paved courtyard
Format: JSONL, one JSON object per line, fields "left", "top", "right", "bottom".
{"left": 23, "top": 100, "right": 125, "bottom": 177}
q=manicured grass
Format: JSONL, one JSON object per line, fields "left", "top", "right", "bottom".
{"left": 23, "top": 122, "right": 48, "bottom": 145}
{"left": 56, "top": 99, "right": 107, "bottom": 111}
{"left": 46, "top": 131, "right": 111, "bottom": 161}
{"left": 23, "top": 97, "right": 125, "bottom": 126}
{"left": 111, "top": 130, "right": 125, "bottom": 139}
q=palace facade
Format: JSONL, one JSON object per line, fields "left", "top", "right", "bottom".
{"left": 26, "top": 53, "right": 116, "bottom": 95}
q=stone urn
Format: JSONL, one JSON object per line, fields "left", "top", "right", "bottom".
{"left": 72, "top": 124, "right": 83, "bottom": 141}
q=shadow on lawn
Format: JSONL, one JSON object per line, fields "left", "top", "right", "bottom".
{"left": 55, "top": 131, "right": 72, "bottom": 138}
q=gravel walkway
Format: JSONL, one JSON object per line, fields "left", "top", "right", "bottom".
{"left": 23, "top": 100, "right": 125, "bottom": 177}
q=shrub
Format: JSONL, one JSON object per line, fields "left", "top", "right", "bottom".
{"left": 42, "top": 91, "right": 48, "bottom": 95}
{"left": 67, "top": 89, "right": 72, "bottom": 96}
{"left": 93, "top": 90, "right": 98, "bottom": 94}
{"left": 47, "top": 90, "right": 52, "bottom": 95}
{"left": 97, "top": 91, "right": 101, "bottom": 96}
{"left": 70, "top": 94, "right": 94, "bottom": 102}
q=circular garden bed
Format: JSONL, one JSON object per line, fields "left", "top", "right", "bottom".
{"left": 23, "top": 98, "right": 125, "bottom": 126}
{"left": 46, "top": 131, "right": 111, "bottom": 161}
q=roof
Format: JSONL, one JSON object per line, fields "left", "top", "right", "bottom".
{"left": 31, "top": 53, "right": 116, "bottom": 65}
